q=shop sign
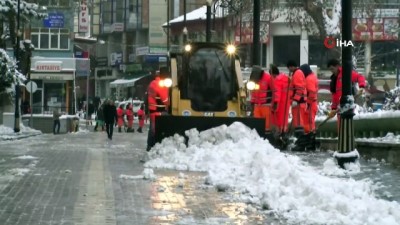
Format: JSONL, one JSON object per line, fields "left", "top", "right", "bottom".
{"left": 110, "top": 52, "right": 122, "bottom": 66}
{"left": 136, "top": 46, "right": 149, "bottom": 56}
{"left": 75, "top": 59, "right": 90, "bottom": 77}
{"left": 34, "top": 61, "right": 62, "bottom": 72}
{"left": 79, "top": 0, "right": 89, "bottom": 32}
{"left": 353, "top": 18, "right": 399, "bottom": 41}
{"left": 125, "top": 64, "right": 142, "bottom": 73}
{"left": 43, "top": 13, "right": 64, "bottom": 28}
{"left": 111, "top": 23, "right": 124, "bottom": 32}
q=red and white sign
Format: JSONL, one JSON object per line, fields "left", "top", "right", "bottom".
{"left": 34, "top": 61, "right": 62, "bottom": 72}
{"left": 79, "top": 0, "right": 89, "bottom": 33}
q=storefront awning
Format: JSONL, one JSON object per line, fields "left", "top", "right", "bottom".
{"left": 109, "top": 76, "right": 145, "bottom": 88}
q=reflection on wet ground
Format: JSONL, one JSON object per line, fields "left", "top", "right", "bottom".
{"left": 148, "top": 149, "right": 400, "bottom": 224}
{"left": 148, "top": 170, "right": 283, "bottom": 225}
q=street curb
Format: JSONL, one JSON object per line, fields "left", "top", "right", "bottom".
{"left": 0, "top": 133, "right": 42, "bottom": 141}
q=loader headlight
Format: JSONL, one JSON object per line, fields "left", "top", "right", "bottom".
{"left": 246, "top": 81, "right": 256, "bottom": 90}
{"left": 226, "top": 44, "right": 236, "bottom": 55}
{"left": 159, "top": 78, "right": 172, "bottom": 88}
{"left": 184, "top": 44, "right": 192, "bottom": 52}
{"left": 163, "top": 78, "right": 172, "bottom": 87}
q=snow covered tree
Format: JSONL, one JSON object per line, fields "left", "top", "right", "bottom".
{"left": 0, "top": 0, "right": 46, "bottom": 92}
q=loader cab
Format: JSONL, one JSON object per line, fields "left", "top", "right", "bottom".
{"left": 178, "top": 43, "right": 239, "bottom": 112}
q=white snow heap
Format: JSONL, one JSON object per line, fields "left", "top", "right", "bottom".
{"left": 145, "top": 122, "right": 400, "bottom": 225}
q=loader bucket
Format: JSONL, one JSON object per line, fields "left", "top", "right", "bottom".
{"left": 154, "top": 115, "right": 266, "bottom": 143}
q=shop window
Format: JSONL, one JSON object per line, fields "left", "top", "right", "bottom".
{"left": 273, "top": 36, "right": 300, "bottom": 67}
{"left": 31, "top": 28, "right": 70, "bottom": 50}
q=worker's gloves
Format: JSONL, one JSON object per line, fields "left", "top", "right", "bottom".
{"left": 327, "top": 110, "right": 337, "bottom": 119}
{"left": 291, "top": 101, "right": 298, "bottom": 107}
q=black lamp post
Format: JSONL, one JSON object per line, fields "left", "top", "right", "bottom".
{"left": 252, "top": 0, "right": 260, "bottom": 66}
{"left": 14, "top": 0, "right": 21, "bottom": 133}
{"left": 335, "top": 0, "right": 357, "bottom": 168}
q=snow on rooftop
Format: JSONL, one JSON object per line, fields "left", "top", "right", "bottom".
{"left": 163, "top": 5, "right": 224, "bottom": 26}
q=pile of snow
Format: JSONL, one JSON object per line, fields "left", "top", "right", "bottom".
{"left": 0, "top": 124, "right": 41, "bottom": 140}
{"left": 145, "top": 122, "right": 400, "bottom": 225}
{"left": 383, "top": 87, "right": 400, "bottom": 111}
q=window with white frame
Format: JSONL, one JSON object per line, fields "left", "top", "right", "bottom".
{"left": 31, "top": 28, "right": 70, "bottom": 50}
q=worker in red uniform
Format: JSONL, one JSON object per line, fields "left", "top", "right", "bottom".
{"left": 146, "top": 67, "right": 170, "bottom": 151}
{"left": 286, "top": 60, "right": 308, "bottom": 151}
{"left": 270, "top": 65, "right": 291, "bottom": 149}
{"left": 286, "top": 60, "right": 307, "bottom": 134}
{"left": 137, "top": 105, "right": 145, "bottom": 133}
{"left": 326, "top": 59, "right": 366, "bottom": 130}
{"left": 250, "top": 67, "right": 274, "bottom": 136}
{"left": 116, "top": 104, "right": 125, "bottom": 132}
{"left": 299, "top": 64, "right": 319, "bottom": 151}
{"left": 125, "top": 103, "right": 134, "bottom": 132}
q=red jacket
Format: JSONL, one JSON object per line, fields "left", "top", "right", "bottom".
{"left": 250, "top": 71, "right": 273, "bottom": 105}
{"left": 330, "top": 67, "right": 366, "bottom": 110}
{"left": 273, "top": 73, "right": 290, "bottom": 107}
{"left": 289, "top": 69, "right": 307, "bottom": 103}
{"left": 305, "top": 72, "right": 318, "bottom": 104}
{"left": 147, "top": 77, "right": 169, "bottom": 112}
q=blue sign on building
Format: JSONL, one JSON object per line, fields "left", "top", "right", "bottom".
{"left": 43, "top": 13, "right": 64, "bottom": 28}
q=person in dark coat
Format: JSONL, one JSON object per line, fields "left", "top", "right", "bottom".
{"left": 103, "top": 100, "right": 117, "bottom": 140}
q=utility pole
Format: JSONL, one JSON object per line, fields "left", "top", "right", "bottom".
{"left": 252, "top": 0, "right": 260, "bottom": 66}
{"left": 206, "top": 0, "right": 212, "bottom": 42}
{"left": 335, "top": 0, "right": 358, "bottom": 169}
{"left": 14, "top": 0, "right": 21, "bottom": 133}
{"left": 183, "top": 0, "right": 187, "bottom": 44}
{"left": 167, "top": 0, "right": 170, "bottom": 51}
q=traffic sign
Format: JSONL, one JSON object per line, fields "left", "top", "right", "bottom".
{"left": 26, "top": 81, "right": 37, "bottom": 93}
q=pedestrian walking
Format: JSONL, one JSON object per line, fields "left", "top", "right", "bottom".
{"left": 103, "top": 100, "right": 117, "bottom": 140}
{"left": 53, "top": 108, "right": 61, "bottom": 134}
{"left": 94, "top": 103, "right": 105, "bottom": 132}
{"left": 137, "top": 105, "right": 145, "bottom": 133}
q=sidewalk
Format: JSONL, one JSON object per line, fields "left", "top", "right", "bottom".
{"left": 0, "top": 125, "right": 276, "bottom": 225}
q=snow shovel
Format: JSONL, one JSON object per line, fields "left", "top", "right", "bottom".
{"left": 316, "top": 116, "right": 333, "bottom": 130}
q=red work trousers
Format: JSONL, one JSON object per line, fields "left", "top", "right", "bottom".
{"left": 302, "top": 102, "right": 318, "bottom": 133}
{"left": 291, "top": 103, "right": 306, "bottom": 130}
{"left": 150, "top": 112, "right": 162, "bottom": 134}
{"left": 253, "top": 104, "right": 272, "bottom": 132}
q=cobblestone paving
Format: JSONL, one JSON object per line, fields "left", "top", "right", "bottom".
{"left": 0, "top": 128, "right": 284, "bottom": 225}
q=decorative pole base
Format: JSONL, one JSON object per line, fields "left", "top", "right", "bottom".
{"left": 333, "top": 150, "right": 359, "bottom": 169}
